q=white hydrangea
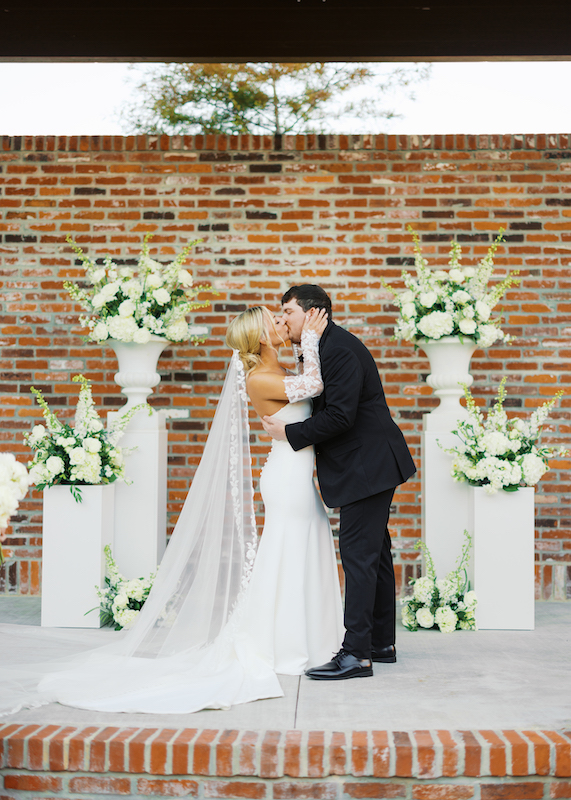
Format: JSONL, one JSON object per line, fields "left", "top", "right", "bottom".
{"left": 433, "top": 270, "right": 448, "bottom": 279}
{"left": 478, "top": 324, "right": 500, "bottom": 348}
{"left": 29, "top": 424, "right": 47, "bottom": 446}
{"left": 71, "top": 452, "right": 102, "bottom": 484}
{"left": 165, "top": 319, "right": 190, "bottom": 341}
{"left": 92, "top": 321, "right": 109, "bottom": 342}
{"left": 413, "top": 576, "right": 435, "bottom": 604}
{"left": 521, "top": 453, "right": 547, "bottom": 486}
{"left": 401, "top": 608, "right": 417, "bottom": 629}
{"left": 436, "top": 578, "right": 458, "bottom": 603}
{"left": 464, "top": 591, "right": 478, "bottom": 609}
{"left": 416, "top": 607, "right": 435, "bottom": 629}
{"left": 462, "top": 267, "right": 476, "bottom": 278}
{"left": 481, "top": 430, "right": 511, "bottom": 456}
{"left": 115, "top": 608, "right": 140, "bottom": 629}
{"left": 123, "top": 579, "right": 146, "bottom": 601}
{"left": 107, "top": 315, "right": 139, "bottom": 342}
{"left": 435, "top": 606, "right": 458, "bottom": 633}
{"left": 123, "top": 279, "right": 144, "bottom": 300}
{"left": 475, "top": 300, "right": 491, "bottom": 321}
{"left": 418, "top": 311, "right": 454, "bottom": 339}
{"left": 0, "top": 485, "right": 19, "bottom": 528}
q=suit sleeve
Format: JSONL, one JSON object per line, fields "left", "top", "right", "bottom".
{"left": 285, "top": 345, "right": 363, "bottom": 451}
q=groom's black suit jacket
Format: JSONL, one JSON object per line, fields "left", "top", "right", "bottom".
{"left": 285, "top": 321, "right": 416, "bottom": 508}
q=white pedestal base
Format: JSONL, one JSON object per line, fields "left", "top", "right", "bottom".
{"left": 41, "top": 485, "right": 114, "bottom": 628}
{"left": 107, "top": 408, "right": 169, "bottom": 579}
{"left": 422, "top": 411, "right": 472, "bottom": 578}
{"left": 469, "top": 486, "right": 535, "bottom": 630}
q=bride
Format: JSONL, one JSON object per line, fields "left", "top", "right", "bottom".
{"left": 0, "top": 305, "right": 344, "bottom": 715}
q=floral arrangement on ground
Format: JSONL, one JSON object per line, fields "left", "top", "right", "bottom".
{"left": 383, "top": 226, "right": 518, "bottom": 347}
{"left": 93, "top": 544, "right": 155, "bottom": 630}
{"left": 443, "top": 378, "right": 568, "bottom": 495}
{"left": 25, "top": 375, "right": 146, "bottom": 501}
{"left": 401, "top": 531, "right": 477, "bottom": 632}
{"left": 64, "top": 234, "right": 213, "bottom": 344}
{"left": 0, "top": 453, "right": 30, "bottom": 564}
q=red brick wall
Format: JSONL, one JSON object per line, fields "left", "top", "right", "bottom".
{"left": 1, "top": 133, "right": 570, "bottom": 599}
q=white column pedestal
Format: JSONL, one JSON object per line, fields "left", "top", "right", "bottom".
{"left": 41, "top": 484, "right": 114, "bottom": 628}
{"left": 107, "top": 407, "right": 188, "bottom": 579}
{"left": 469, "top": 486, "right": 535, "bottom": 630}
{"left": 422, "top": 411, "right": 472, "bottom": 578}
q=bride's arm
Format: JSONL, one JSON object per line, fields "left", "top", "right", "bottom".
{"left": 282, "top": 328, "right": 323, "bottom": 402}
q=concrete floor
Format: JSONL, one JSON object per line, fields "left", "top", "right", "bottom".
{"left": 1, "top": 597, "right": 570, "bottom": 731}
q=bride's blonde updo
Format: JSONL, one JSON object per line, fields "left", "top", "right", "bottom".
{"left": 226, "top": 306, "right": 268, "bottom": 375}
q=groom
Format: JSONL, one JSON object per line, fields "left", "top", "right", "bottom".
{"left": 262, "top": 284, "right": 416, "bottom": 680}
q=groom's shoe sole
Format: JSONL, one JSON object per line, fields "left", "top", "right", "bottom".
{"left": 371, "top": 646, "right": 397, "bottom": 663}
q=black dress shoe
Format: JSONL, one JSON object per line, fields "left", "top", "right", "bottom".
{"left": 305, "top": 649, "right": 373, "bottom": 680}
{"left": 371, "top": 645, "right": 397, "bottom": 663}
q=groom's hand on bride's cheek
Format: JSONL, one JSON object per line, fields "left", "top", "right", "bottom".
{"left": 262, "top": 416, "right": 288, "bottom": 441}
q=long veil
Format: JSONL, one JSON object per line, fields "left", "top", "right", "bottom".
{"left": 0, "top": 352, "right": 280, "bottom": 715}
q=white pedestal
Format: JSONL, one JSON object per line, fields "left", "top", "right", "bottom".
{"left": 41, "top": 485, "right": 114, "bottom": 628}
{"left": 422, "top": 411, "right": 473, "bottom": 578}
{"left": 469, "top": 486, "right": 535, "bottom": 630}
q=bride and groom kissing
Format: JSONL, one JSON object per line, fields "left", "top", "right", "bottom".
{"left": 0, "top": 284, "right": 416, "bottom": 716}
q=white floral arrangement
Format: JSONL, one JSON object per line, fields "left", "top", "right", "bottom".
{"left": 64, "top": 234, "right": 213, "bottom": 344}
{"left": 401, "top": 532, "right": 477, "bottom": 632}
{"left": 0, "top": 453, "right": 31, "bottom": 565}
{"left": 383, "top": 226, "right": 518, "bottom": 346}
{"left": 93, "top": 544, "right": 155, "bottom": 630}
{"left": 443, "top": 378, "right": 568, "bottom": 495}
{"left": 25, "top": 375, "right": 146, "bottom": 502}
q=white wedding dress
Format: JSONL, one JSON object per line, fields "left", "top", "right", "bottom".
{"left": 0, "top": 338, "right": 344, "bottom": 716}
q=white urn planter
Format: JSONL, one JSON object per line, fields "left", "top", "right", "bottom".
{"left": 105, "top": 335, "right": 172, "bottom": 578}
{"left": 468, "top": 486, "right": 535, "bottom": 630}
{"left": 41, "top": 484, "right": 114, "bottom": 628}
{"left": 421, "top": 336, "right": 479, "bottom": 578}
{"left": 419, "top": 336, "right": 478, "bottom": 422}
{"left": 108, "top": 335, "right": 172, "bottom": 413}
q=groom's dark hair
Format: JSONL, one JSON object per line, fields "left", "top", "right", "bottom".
{"left": 281, "top": 284, "right": 332, "bottom": 317}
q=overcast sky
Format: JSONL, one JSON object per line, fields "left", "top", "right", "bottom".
{"left": 1, "top": 61, "right": 570, "bottom": 135}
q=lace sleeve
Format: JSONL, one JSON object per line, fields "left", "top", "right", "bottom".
{"left": 283, "top": 330, "right": 324, "bottom": 402}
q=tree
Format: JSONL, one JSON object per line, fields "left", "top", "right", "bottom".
{"left": 120, "top": 62, "right": 431, "bottom": 136}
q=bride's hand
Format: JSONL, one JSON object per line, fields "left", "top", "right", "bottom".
{"left": 302, "top": 308, "right": 328, "bottom": 338}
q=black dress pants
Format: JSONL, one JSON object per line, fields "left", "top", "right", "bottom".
{"left": 338, "top": 487, "right": 396, "bottom": 659}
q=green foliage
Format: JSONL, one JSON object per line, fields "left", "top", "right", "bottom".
{"left": 121, "top": 62, "right": 431, "bottom": 136}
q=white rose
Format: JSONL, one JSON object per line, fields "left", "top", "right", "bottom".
{"left": 401, "top": 302, "right": 417, "bottom": 319}
{"left": 178, "top": 269, "right": 194, "bottom": 288}
{"left": 448, "top": 268, "right": 465, "bottom": 284}
{"left": 46, "top": 456, "right": 65, "bottom": 475}
{"left": 119, "top": 267, "right": 133, "bottom": 278}
{"left": 458, "top": 318, "right": 477, "bottom": 335}
{"left": 146, "top": 273, "right": 163, "bottom": 289}
{"left": 475, "top": 300, "right": 491, "bottom": 321}
{"left": 91, "top": 293, "right": 107, "bottom": 309}
{"left": 152, "top": 288, "right": 171, "bottom": 306}
{"left": 462, "top": 267, "right": 476, "bottom": 278}
{"left": 30, "top": 424, "right": 46, "bottom": 444}
{"left": 416, "top": 607, "right": 435, "bottom": 629}
{"left": 83, "top": 437, "right": 102, "bottom": 454}
{"left": 113, "top": 592, "right": 129, "bottom": 610}
{"left": 400, "top": 290, "right": 415, "bottom": 303}
{"left": 101, "top": 281, "right": 120, "bottom": 298}
{"left": 433, "top": 270, "right": 448, "bottom": 279}
{"left": 419, "top": 291, "right": 437, "bottom": 308}
{"left": 452, "top": 290, "right": 471, "bottom": 305}
{"left": 118, "top": 299, "right": 136, "bottom": 318}
{"left": 91, "top": 268, "right": 106, "bottom": 283}
{"left": 133, "top": 327, "right": 152, "bottom": 344}
{"left": 69, "top": 447, "right": 87, "bottom": 465}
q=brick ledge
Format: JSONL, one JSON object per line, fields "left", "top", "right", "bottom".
{"left": 1, "top": 725, "right": 570, "bottom": 779}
